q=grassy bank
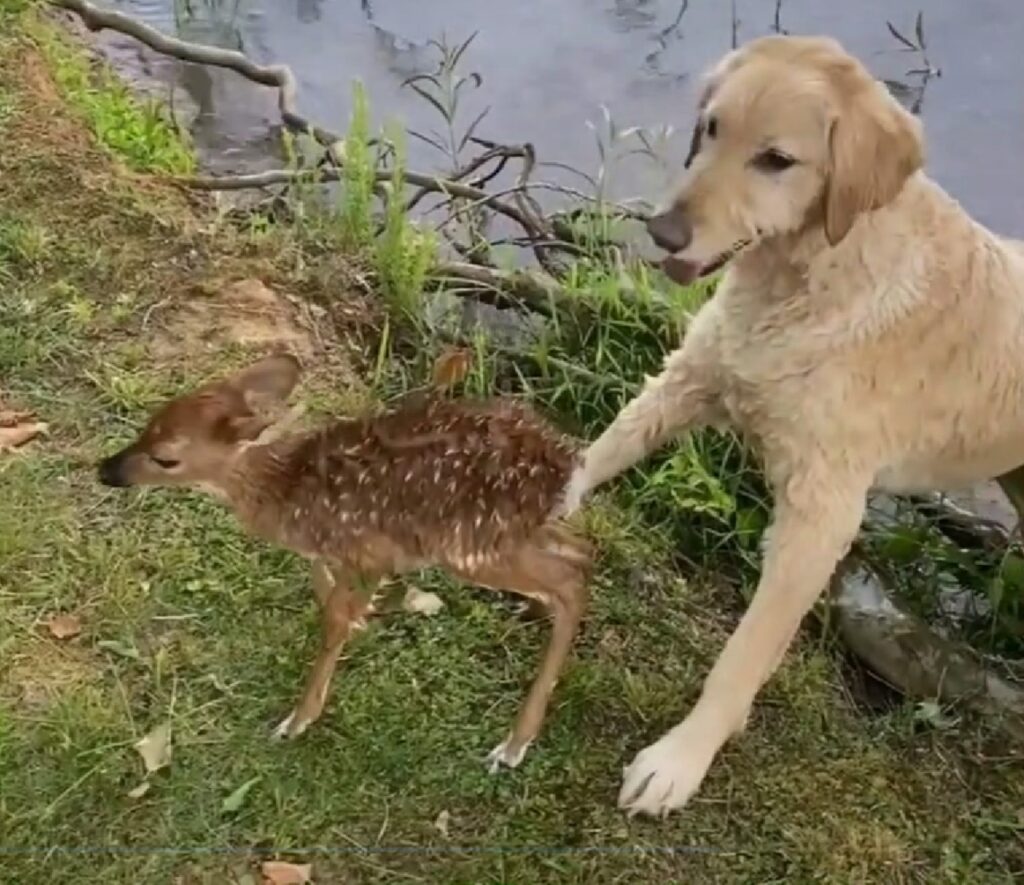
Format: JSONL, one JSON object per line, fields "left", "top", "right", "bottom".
{"left": 1, "top": 4, "right": 1022, "bottom": 883}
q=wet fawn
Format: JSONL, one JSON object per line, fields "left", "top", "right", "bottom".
{"left": 98, "top": 354, "right": 592, "bottom": 770}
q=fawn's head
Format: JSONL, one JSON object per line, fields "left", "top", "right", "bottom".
{"left": 97, "top": 354, "right": 302, "bottom": 490}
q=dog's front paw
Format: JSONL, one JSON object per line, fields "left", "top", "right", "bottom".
{"left": 485, "top": 732, "right": 533, "bottom": 773}
{"left": 618, "top": 728, "right": 715, "bottom": 818}
{"left": 557, "top": 464, "right": 591, "bottom": 517}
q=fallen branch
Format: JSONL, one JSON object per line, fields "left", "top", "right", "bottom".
{"left": 433, "top": 261, "right": 570, "bottom": 315}
{"left": 179, "top": 168, "right": 642, "bottom": 263}
{"left": 177, "top": 168, "right": 549, "bottom": 241}
{"left": 909, "top": 492, "right": 1013, "bottom": 551}
{"left": 830, "top": 557, "right": 1024, "bottom": 741}
{"left": 52, "top": 0, "right": 342, "bottom": 147}
{"left": 54, "top": 0, "right": 646, "bottom": 278}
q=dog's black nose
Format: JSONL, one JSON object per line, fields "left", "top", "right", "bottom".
{"left": 97, "top": 454, "right": 130, "bottom": 487}
{"left": 646, "top": 208, "right": 693, "bottom": 254}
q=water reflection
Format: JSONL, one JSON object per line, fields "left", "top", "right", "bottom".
{"left": 296, "top": 0, "right": 321, "bottom": 25}
{"left": 608, "top": 0, "right": 660, "bottom": 33}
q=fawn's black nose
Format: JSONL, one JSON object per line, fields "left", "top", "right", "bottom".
{"left": 97, "top": 453, "right": 130, "bottom": 487}
{"left": 646, "top": 207, "right": 693, "bottom": 254}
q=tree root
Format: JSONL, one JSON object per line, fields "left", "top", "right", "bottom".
{"left": 831, "top": 557, "right": 1024, "bottom": 740}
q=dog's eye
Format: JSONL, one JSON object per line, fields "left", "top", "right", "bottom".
{"left": 706, "top": 116, "right": 718, "bottom": 139}
{"left": 753, "top": 149, "right": 797, "bottom": 172}
{"left": 150, "top": 456, "right": 181, "bottom": 470}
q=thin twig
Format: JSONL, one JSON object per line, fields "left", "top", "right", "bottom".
{"left": 772, "top": 0, "right": 786, "bottom": 35}
{"left": 403, "top": 143, "right": 528, "bottom": 214}
{"left": 176, "top": 167, "right": 547, "bottom": 238}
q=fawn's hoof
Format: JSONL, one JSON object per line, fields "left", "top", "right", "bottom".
{"left": 271, "top": 710, "right": 312, "bottom": 740}
{"left": 486, "top": 733, "right": 532, "bottom": 773}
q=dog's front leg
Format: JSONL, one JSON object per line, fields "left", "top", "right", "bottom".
{"left": 562, "top": 345, "right": 716, "bottom": 513}
{"left": 618, "top": 469, "right": 868, "bottom": 817}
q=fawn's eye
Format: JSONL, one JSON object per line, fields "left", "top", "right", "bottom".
{"left": 150, "top": 456, "right": 181, "bottom": 470}
{"left": 752, "top": 149, "right": 797, "bottom": 173}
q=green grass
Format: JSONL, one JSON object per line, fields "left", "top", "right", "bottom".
{"left": 0, "top": 7, "right": 1022, "bottom": 885}
{"left": 28, "top": 9, "right": 193, "bottom": 175}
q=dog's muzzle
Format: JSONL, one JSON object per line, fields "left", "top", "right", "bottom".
{"left": 646, "top": 208, "right": 692, "bottom": 255}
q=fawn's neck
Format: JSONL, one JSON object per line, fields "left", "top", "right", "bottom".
{"left": 215, "top": 431, "right": 320, "bottom": 552}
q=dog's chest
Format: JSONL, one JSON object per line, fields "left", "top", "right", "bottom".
{"left": 716, "top": 327, "right": 811, "bottom": 432}
{"left": 710, "top": 298, "right": 824, "bottom": 436}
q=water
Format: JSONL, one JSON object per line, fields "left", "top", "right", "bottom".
{"left": 95, "top": 0, "right": 1024, "bottom": 235}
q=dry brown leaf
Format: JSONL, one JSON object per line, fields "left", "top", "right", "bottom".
{"left": 431, "top": 347, "right": 472, "bottom": 389}
{"left": 45, "top": 613, "right": 82, "bottom": 640}
{"left": 134, "top": 721, "right": 172, "bottom": 774}
{"left": 261, "top": 861, "right": 313, "bottom": 885}
{"left": 0, "top": 409, "right": 47, "bottom": 452}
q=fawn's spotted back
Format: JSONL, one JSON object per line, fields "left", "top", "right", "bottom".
{"left": 97, "top": 353, "right": 582, "bottom": 574}
{"left": 253, "top": 394, "right": 580, "bottom": 570}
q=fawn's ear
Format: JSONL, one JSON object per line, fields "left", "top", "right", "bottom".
{"left": 229, "top": 353, "right": 302, "bottom": 414}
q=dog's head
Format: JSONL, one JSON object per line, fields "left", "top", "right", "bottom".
{"left": 649, "top": 35, "right": 925, "bottom": 284}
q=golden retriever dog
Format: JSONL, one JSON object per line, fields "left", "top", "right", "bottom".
{"left": 563, "top": 34, "right": 1024, "bottom": 817}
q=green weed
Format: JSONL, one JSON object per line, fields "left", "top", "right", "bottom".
{"left": 30, "top": 15, "right": 193, "bottom": 174}
{"left": 0, "top": 214, "right": 51, "bottom": 275}
{"left": 336, "top": 80, "right": 375, "bottom": 248}
{"left": 374, "top": 125, "right": 435, "bottom": 320}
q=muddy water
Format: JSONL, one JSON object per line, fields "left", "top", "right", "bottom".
{"left": 98, "top": 0, "right": 1024, "bottom": 234}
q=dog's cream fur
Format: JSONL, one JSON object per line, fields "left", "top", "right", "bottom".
{"left": 565, "top": 35, "right": 1024, "bottom": 816}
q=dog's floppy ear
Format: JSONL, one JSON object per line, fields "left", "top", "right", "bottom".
{"left": 824, "top": 74, "right": 924, "bottom": 245}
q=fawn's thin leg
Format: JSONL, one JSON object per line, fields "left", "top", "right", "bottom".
{"left": 456, "top": 528, "right": 591, "bottom": 771}
{"left": 273, "top": 561, "right": 375, "bottom": 740}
